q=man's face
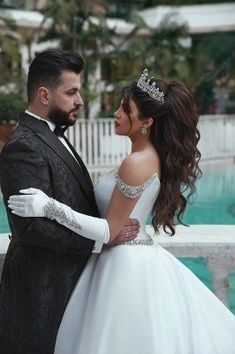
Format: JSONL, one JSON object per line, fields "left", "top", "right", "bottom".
{"left": 47, "top": 71, "right": 84, "bottom": 127}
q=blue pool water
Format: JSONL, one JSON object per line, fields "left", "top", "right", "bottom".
{"left": 183, "top": 163, "right": 235, "bottom": 225}
{"left": 1, "top": 163, "right": 235, "bottom": 230}
{"left": 1, "top": 163, "right": 235, "bottom": 312}
{"left": 0, "top": 197, "right": 9, "bottom": 233}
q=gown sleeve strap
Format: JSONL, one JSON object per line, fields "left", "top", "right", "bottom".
{"left": 115, "top": 171, "right": 157, "bottom": 199}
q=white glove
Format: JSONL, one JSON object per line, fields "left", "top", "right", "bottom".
{"left": 8, "top": 188, "right": 110, "bottom": 244}
{"left": 8, "top": 188, "right": 50, "bottom": 217}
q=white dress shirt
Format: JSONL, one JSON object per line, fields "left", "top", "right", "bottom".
{"left": 25, "top": 110, "right": 104, "bottom": 253}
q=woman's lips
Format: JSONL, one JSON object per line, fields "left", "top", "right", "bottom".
{"left": 115, "top": 122, "right": 120, "bottom": 128}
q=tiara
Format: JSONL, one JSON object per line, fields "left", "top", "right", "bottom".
{"left": 137, "top": 69, "right": 165, "bottom": 103}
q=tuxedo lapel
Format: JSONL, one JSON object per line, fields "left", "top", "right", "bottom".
{"left": 19, "top": 113, "right": 94, "bottom": 202}
{"left": 62, "top": 135, "right": 94, "bottom": 192}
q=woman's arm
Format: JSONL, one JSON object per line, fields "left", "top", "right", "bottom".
{"left": 104, "top": 155, "right": 158, "bottom": 241}
{"left": 8, "top": 155, "right": 157, "bottom": 243}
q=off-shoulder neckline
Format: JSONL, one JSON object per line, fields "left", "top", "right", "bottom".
{"left": 114, "top": 168, "right": 161, "bottom": 185}
{"left": 95, "top": 168, "right": 161, "bottom": 186}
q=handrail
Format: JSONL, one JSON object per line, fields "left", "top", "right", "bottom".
{"left": 1, "top": 225, "right": 235, "bottom": 308}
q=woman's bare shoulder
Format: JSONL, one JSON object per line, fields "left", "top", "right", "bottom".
{"left": 118, "top": 151, "right": 160, "bottom": 186}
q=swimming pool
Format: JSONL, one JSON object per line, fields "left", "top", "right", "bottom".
{"left": 1, "top": 162, "right": 235, "bottom": 313}
{"left": 183, "top": 162, "right": 235, "bottom": 225}
{"left": 1, "top": 162, "right": 235, "bottom": 229}
{"left": 0, "top": 196, "right": 8, "bottom": 233}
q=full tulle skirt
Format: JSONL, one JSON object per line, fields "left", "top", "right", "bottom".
{"left": 55, "top": 243, "right": 235, "bottom": 354}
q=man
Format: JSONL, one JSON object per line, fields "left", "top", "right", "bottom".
{"left": 0, "top": 49, "right": 139, "bottom": 354}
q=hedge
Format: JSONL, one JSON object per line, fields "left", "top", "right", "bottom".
{"left": 0, "top": 94, "right": 26, "bottom": 123}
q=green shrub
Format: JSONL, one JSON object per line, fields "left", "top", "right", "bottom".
{"left": 0, "top": 94, "right": 26, "bottom": 123}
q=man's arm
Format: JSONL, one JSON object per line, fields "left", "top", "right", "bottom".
{"left": 0, "top": 136, "right": 95, "bottom": 255}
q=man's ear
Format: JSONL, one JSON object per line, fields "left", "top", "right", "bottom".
{"left": 38, "top": 87, "right": 50, "bottom": 106}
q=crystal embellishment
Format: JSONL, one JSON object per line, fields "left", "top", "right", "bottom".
{"left": 115, "top": 172, "right": 157, "bottom": 198}
{"left": 107, "top": 233, "right": 154, "bottom": 248}
{"left": 137, "top": 69, "right": 165, "bottom": 103}
{"left": 43, "top": 198, "right": 82, "bottom": 231}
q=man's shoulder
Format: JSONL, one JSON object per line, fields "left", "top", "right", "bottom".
{"left": 1, "top": 125, "right": 42, "bottom": 157}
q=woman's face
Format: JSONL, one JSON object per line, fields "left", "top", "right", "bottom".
{"left": 114, "top": 97, "right": 143, "bottom": 137}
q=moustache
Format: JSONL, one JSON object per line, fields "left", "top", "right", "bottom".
{"left": 70, "top": 106, "right": 80, "bottom": 113}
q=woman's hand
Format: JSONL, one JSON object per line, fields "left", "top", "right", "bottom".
{"left": 8, "top": 188, "right": 50, "bottom": 217}
{"left": 109, "top": 218, "right": 140, "bottom": 245}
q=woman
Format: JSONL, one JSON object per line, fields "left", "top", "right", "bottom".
{"left": 8, "top": 69, "right": 235, "bottom": 353}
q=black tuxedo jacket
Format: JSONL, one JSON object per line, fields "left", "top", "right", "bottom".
{"left": 0, "top": 112, "right": 100, "bottom": 354}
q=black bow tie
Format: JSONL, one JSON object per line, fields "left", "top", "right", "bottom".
{"left": 54, "top": 125, "right": 68, "bottom": 137}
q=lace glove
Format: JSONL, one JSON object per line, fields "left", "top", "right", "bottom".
{"left": 8, "top": 188, "right": 110, "bottom": 244}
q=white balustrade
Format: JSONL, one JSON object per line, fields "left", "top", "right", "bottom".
{"left": 1, "top": 225, "right": 235, "bottom": 308}
{"left": 150, "top": 225, "right": 235, "bottom": 307}
{"left": 66, "top": 115, "right": 235, "bottom": 170}
{"left": 66, "top": 119, "right": 131, "bottom": 171}
{"left": 198, "top": 115, "right": 235, "bottom": 160}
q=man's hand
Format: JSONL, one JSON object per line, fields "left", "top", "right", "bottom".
{"left": 109, "top": 218, "right": 140, "bottom": 245}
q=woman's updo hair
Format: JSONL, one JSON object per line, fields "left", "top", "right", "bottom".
{"left": 122, "top": 77, "right": 201, "bottom": 235}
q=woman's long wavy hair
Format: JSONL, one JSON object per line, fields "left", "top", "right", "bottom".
{"left": 122, "top": 78, "right": 201, "bottom": 235}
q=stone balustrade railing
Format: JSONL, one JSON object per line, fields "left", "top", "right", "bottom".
{"left": 148, "top": 225, "right": 235, "bottom": 307}
{"left": 65, "top": 114, "right": 235, "bottom": 169}
{"left": 1, "top": 115, "right": 235, "bottom": 162}
{"left": 0, "top": 225, "right": 235, "bottom": 308}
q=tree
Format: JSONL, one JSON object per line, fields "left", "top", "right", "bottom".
{"left": 39, "top": 0, "right": 116, "bottom": 118}
{"left": 0, "top": 9, "right": 22, "bottom": 94}
{"left": 0, "top": 6, "right": 38, "bottom": 97}
{"left": 187, "top": 32, "right": 235, "bottom": 113}
{"left": 142, "top": 0, "right": 235, "bottom": 6}
{"left": 97, "top": 11, "right": 191, "bottom": 115}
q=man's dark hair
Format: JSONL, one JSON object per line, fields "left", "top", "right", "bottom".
{"left": 27, "top": 49, "right": 85, "bottom": 103}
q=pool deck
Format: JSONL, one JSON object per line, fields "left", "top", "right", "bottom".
{"left": 1, "top": 224, "right": 235, "bottom": 307}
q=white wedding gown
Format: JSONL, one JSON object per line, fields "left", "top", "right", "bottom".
{"left": 55, "top": 169, "right": 235, "bottom": 354}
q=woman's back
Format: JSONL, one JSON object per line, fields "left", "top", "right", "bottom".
{"left": 95, "top": 167, "right": 160, "bottom": 240}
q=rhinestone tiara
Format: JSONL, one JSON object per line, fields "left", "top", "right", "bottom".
{"left": 137, "top": 68, "right": 164, "bottom": 103}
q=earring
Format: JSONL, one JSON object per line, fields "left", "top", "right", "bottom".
{"left": 140, "top": 127, "right": 147, "bottom": 135}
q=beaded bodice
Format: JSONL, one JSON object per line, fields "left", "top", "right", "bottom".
{"left": 94, "top": 169, "right": 160, "bottom": 241}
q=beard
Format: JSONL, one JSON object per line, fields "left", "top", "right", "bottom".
{"left": 47, "top": 104, "right": 79, "bottom": 127}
